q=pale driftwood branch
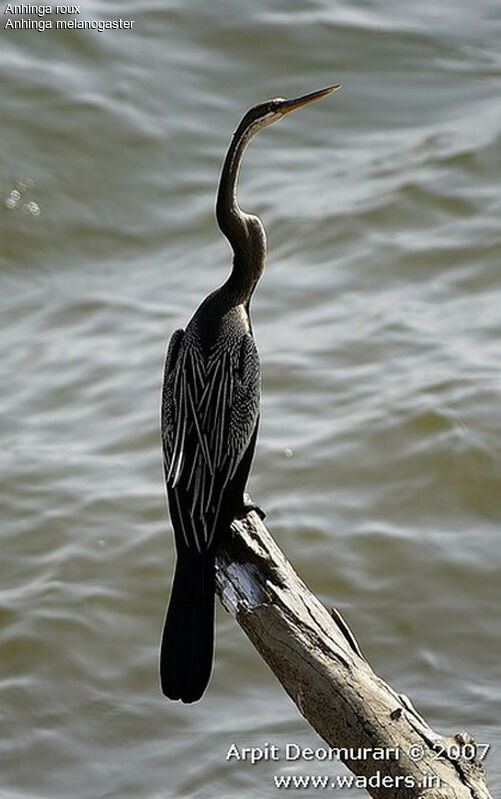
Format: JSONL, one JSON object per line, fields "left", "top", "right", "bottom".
{"left": 215, "top": 510, "right": 492, "bottom": 799}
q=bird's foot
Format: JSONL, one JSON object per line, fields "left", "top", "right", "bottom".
{"left": 235, "top": 494, "right": 266, "bottom": 521}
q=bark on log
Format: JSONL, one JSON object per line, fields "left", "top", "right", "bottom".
{"left": 215, "top": 510, "right": 492, "bottom": 799}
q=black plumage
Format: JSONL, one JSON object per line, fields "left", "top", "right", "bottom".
{"left": 160, "top": 86, "right": 339, "bottom": 703}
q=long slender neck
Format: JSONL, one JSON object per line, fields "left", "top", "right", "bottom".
{"left": 215, "top": 117, "right": 266, "bottom": 306}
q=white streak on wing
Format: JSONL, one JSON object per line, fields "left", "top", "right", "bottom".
{"left": 191, "top": 461, "right": 203, "bottom": 517}
{"left": 166, "top": 349, "right": 187, "bottom": 483}
{"left": 209, "top": 362, "right": 225, "bottom": 447}
{"left": 206, "top": 464, "right": 230, "bottom": 549}
{"left": 171, "top": 345, "right": 185, "bottom": 404}
{"left": 170, "top": 427, "right": 186, "bottom": 487}
{"left": 194, "top": 519, "right": 203, "bottom": 554}
{"left": 170, "top": 371, "right": 189, "bottom": 487}
{"left": 173, "top": 488, "right": 192, "bottom": 550}
{"left": 204, "top": 471, "right": 216, "bottom": 515}
{"left": 204, "top": 453, "right": 228, "bottom": 515}
{"left": 167, "top": 379, "right": 185, "bottom": 484}
{"left": 200, "top": 358, "right": 222, "bottom": 426}
{"left": 201, "top": 515, "right": 209, "bottom": 548}
{"left": 186, "top": 449, "right": 199, "bottom": 491}
{"left": 186, "top": 380, "right": 213, "bottom": 475}
{"left": 216, "top": 372, "right": 228, "bottom": 464}
{"left": 228, "top": 450, "right": 241, "bottom": 481}
{"left": 190, "top": 347, "right": 205, "bottom": 385}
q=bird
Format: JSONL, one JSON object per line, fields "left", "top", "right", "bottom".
{"left": 160, "top": 85, "right": 340, "bottom": 703}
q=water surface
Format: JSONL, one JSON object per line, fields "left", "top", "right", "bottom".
{"left": 1, "top": 1, "right": 500, "bottom": 796}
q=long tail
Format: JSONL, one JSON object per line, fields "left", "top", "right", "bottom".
{"left": 160, "top": 554, "right": 215, "bottom": 703}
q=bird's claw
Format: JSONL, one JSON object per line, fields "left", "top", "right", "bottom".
{"left": 235, "top": 495, "right": 266, "bottom": 521}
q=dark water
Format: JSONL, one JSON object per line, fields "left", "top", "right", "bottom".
{"left": 1, "top": 1, "right": 500, "bottom": 796}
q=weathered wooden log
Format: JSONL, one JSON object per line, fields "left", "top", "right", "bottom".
{"left": 215, "top": 510, "right": 492, "bottom": 799}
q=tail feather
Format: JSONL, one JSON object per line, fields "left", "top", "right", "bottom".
{"left": 160, "top": 555, "right": 215, "bottom": 703}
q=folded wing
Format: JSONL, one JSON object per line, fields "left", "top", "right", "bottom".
{"left": 162, "top": 331, "right": 260, "bottom": 553}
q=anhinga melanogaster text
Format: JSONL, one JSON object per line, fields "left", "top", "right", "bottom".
{"left": 160, "top": 86, "right": 340, "bottom": 703}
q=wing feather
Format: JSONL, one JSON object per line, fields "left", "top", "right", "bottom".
{"left": 162, "top": 331, "right": 260, "bottom": 554}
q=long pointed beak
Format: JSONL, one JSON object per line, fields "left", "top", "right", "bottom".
{"left": 280, "top": 85, "right": 342, "bottom": 115}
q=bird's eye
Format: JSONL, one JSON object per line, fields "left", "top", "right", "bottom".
{"left": 267, "top": 98, "right": 284, "bottom": 113}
